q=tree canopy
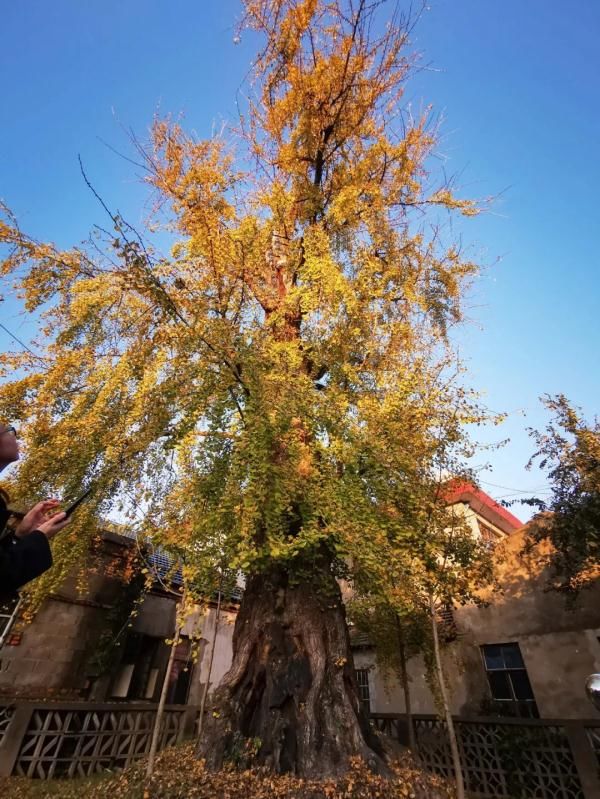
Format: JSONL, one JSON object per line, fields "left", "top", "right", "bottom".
{"left": 0, "top": 0, "right": 488, "bottom": 613}
{"left": 525, "top": 394, "right": 600, "bottom": 595}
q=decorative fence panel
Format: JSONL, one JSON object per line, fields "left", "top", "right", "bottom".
{"left": 0, "top": 705, "right": 14, "bottom": 747}
{"left": 1, "top": 703, "right": 599, "bottom": 793}
{"left": 0, "top": 701, "right": 195, "bottom": 778}
{"left": 586, "top": 724, "right": 600, "bottom": 772}
{"left": 372, "top": 713, "right": 600, "bottom": 799}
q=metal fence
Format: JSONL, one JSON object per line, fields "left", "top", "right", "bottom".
{"left": 0, "top": 701, "right": 195, "bottom": 778}
{"left": 372, "top": 713, "right": 600, "bottom": 799}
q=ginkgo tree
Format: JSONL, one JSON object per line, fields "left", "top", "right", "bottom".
{"left": 1, "top": 0, "right": 489, "bottom": 778}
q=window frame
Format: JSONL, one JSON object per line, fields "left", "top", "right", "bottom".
{"left": 480, "top": 642, "right": 538, "bottom": 718}
{"left": 355, "top": 667, "right": 371, "bottom": 713}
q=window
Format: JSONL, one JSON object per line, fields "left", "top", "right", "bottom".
{"left": 166, "top": 638, "right": 194, "bottom": 705}
{"left": 111, "top": 632, "right": 162, "bottom": 700}
{"left": 111, "top": 632, "right": 194, "bottom": 704}
{"left": 481, "top": 643, "right": 538, "bottom": 718}
{"left": 355, "top": 668, "right": 371, "bottom": 713}
{"left": 438, "top": 603, "right": 458, "bottom": 641}
{"left": 478, "top": 522, "right": 498, "bottom": 548}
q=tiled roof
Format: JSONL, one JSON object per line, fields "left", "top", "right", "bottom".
{"left": 148, "top": 549, "right": 183, "bottom": 586}
{"left": 444, "top": 480, "right": 522, "bottom": 534}
{"left": 99, "top": 527, "right": 243, "bottom": 603}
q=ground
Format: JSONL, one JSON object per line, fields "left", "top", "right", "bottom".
{"left": 1, "top": 742, "right": 454, "bottom": 799}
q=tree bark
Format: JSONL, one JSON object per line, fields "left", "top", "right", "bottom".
{"left": 429, "top": 595, "right": 465, "bottom": 799}
{"left": 197, "top": 560, "right": 386, "bottom": 778}
{"left": 394, "top": 613, "right": 417, "bottom": 755}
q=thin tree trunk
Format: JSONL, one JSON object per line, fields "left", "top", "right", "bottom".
{"left": 147, "top": 626, "right": 181, "bottom": 778}
{"left": 429, "top": 595, "right": 464, "bottom": 799}
{"left": 394, "top": 612, "right": 417, "bottom": 755}
{"left": 196, "top": 586, "right": 222, "bottom": 751}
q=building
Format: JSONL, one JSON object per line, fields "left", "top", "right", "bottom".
{"left": 353, "top": 490, "right": 600, "bottom": 721}
{"left": 1, "top": 484, "right": 599, "bottom": 724}
{"left": 0, "top": 529, "right": 238, "bottom": 707}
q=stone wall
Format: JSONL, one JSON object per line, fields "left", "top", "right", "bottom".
{"left": 0, "top": 596, "right": 109, "bottom": 699}
{"left": 0, "top": 532, "right": 136, "bottom": 699}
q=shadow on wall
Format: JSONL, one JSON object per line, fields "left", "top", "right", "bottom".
{"left": 461, "top": 519, "right": 600, "bottom": 641}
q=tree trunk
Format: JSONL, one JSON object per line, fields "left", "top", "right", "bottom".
{"left": 196, "top": 588, "right": 222, "bottom": 749}
{"left": 147, "top": 626, "right": 180, "bottom": 778}
{"left": 429, "top": 595, "right": 465, "bottom": 799}
{"left": 394, "top": 613, "right": 417, "bottom": 755}
{"left": 197, "top": 561, "right": 386, "bottom": 778}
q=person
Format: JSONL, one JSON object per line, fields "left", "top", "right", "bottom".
{"left": 0, "top": 423, "right": 70, "bottom": 598}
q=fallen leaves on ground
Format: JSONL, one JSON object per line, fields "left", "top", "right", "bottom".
{"left": 1, "top": 743, "right": 454, "bottom": 799}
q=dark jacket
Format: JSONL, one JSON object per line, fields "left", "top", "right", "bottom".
{"left": 0, "top": 493, "right": 52, "bottom": 600}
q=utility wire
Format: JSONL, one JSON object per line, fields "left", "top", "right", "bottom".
{"left": 0, "top": 321, "right": 45, "bottom": 363}
{"left": 479, "top": 479, "right": 550, "bottom": 495}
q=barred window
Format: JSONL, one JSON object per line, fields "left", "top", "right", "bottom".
{"left": 355, "top": 668, "right": 371, "bottom": 713}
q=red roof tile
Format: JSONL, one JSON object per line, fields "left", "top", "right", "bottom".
{"left": 444, "top": 480, "right": 522, "bottom": 534}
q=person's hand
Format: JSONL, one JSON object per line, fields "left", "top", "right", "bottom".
{"left": 15, "top": 500, "right": 60, "bottom": 538}
{"left": 36, "top": 511, "right": 70, "bottom": 540}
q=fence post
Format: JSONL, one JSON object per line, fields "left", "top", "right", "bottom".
{"left": 394, "top": 716, "right": 411, "bottom": 747}
{"left": 0, "top": 703, "right": 34, "bottom": 777}
{"left": 564, "top": 722, "right": 600, "bottom": 799}
{"left": 179, "top": 706, "right": 198, "bottom": 742}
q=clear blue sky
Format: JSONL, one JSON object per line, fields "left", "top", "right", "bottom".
{"left": 1, "top": 1, "right": 599, "bottom": 520}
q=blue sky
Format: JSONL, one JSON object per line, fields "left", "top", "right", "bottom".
{"left": 1, "top": 1, "right": 599, "bottom": 520}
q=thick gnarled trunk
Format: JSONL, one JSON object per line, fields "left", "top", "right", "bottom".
{"left": 197, "top": 563, "right": 385, "bottom": 778}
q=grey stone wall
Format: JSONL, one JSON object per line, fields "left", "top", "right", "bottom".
{"left": 0, "top": 598, "right": 109, "bottom": 699}
{"left": 0, "top": 533, "right": 135, "bottom": 699}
